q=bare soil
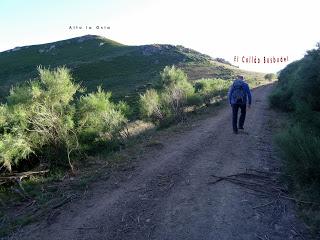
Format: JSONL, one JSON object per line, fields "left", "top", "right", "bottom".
{"left": 7, "top": 84, "right": 309, "bottom": 240}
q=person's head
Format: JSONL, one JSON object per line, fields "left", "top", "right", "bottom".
{"left": 237, "top": 75, "right": 244, "bottom": 81}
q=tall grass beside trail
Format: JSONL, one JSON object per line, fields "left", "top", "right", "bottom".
{"left": 269, "top": 43, "right": 320, "bottom": 234}
{"left": 139, "top": 66, "right": 232, "bottom": 127}
{"left": 0, "top": 67, "right": 128, "bottom": 173}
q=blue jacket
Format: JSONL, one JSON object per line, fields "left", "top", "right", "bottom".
{"left": 228, "top": 79, "right": 252, "bottom": 105}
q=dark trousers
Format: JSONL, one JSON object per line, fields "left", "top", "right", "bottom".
{"left": 232, "top": 104, "right": 246, "bottom": 132}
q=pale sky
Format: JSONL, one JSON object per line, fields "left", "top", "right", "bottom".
{"left": 0, "top": 0, "right": 319, "bottom": 73}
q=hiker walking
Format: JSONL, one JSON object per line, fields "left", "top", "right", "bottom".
{"left": 228, "top": 75, "right": 252, "bottom": 134}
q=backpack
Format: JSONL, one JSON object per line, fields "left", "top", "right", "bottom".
{"left": 232, "top": 81, "right": 245, "bottom": 104}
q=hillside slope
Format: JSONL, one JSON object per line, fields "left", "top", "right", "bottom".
{"left": 0, "top": 35, "right": 264, "bottom": 102}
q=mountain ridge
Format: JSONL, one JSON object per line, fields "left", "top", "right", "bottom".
{"left": 1, "top": 35, "right": 122, "bottom": 53}
{"left": 0, "top": 35, "right": 264, "bottom": 106}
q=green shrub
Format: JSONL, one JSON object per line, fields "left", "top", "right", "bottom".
{"left": 276, "top": 125, "right": 320, "bottom": 188}
{"left": 270, "top": 45, "right": 320, "bottom": 137}
{"left": 294, "top": 48, "right": 320, "bottom": 111}
{"left": 186, "top": 94, "right": 203, "bottom": 106}
{"left": 0, "top": 104, "right": 8, "bottom": 131}
{"left": 139, "top": 89, "right": 164, "bottom": 122}
{"left": 270, "top": 43, "right": 320, "bottom": 233}
{"left": 0, "top": 132, "right": 33, "bottom": 172}
{"left": 0, "top": 67, "right": 129, "bottom": 172}
{"left": 140, "top": 68, "right": 233, "bottom": 125}
{"left": 268, "top": 55, "right": 319, "bottom": 112}
{"left": 175, "top": 78, "right": 194, "bottom": 97}
{"left": 276, "top": 123, "right": 320, "bottom": 234}
{"left": 77, "top": 87, "right": 127, "bottom": 148}
{"left": 140, "top": 66, "right": 195, "bottom": 125}
{"left": 160, "top": 65, "right": 188, "bottom": 87}
{"left": 1, "top": 67, "right": 80, "bottom": 171}
{"left": 264, "top": 73, "right": 276, "bottom": 81}
{"left": 268, "top": 85, "right": 294, "bottom": 111}
{"left": 195, "top": 78, "right": 231, "bottom": 104}
{"left": 161, "top": 85, "right": 187, "bottom": 121}
{"left": 116, "top": 100, "right": 132, "bottom": 118}
{"left": 270, "top": 44, "right": 320, "bottom": 185}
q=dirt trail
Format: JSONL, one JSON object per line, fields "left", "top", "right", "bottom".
{"left": 9, "top": 84, "right": 309, "bottom": 240}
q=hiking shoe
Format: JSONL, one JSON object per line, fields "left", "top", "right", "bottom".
{"left": 239, "top": 127, "right": 244, "bottom": 130}
{"left": 233, "top": 130, "right": 238, "bottom": 134}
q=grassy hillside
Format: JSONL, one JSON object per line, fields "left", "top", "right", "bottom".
{"left": 0, "top": 35, "right": 207, "bottom": 100}
{"left": 0, "top": 35, "right": 265, "bottom": 104}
